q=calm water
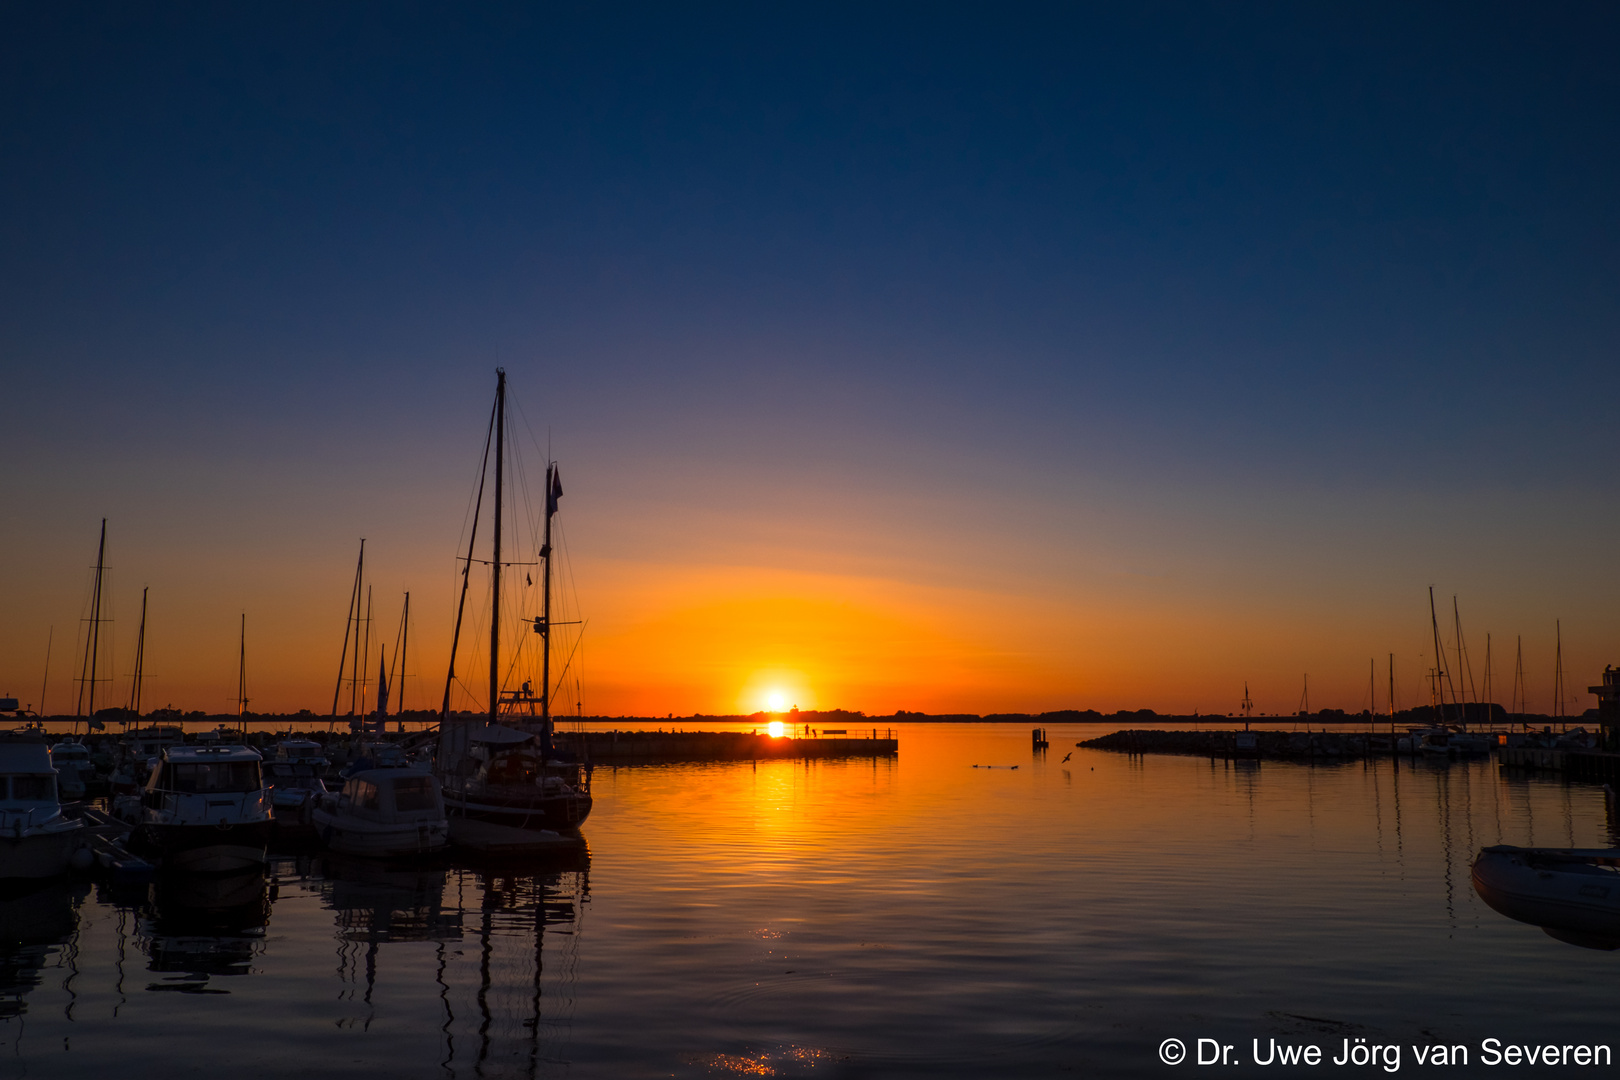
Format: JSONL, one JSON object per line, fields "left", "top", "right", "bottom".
{"left": 3, "top": 723, "right": 1615, "bottom": 1078}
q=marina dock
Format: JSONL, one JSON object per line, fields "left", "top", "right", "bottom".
{"left": 558, "top": 729, "right": 899, "bottom": 765}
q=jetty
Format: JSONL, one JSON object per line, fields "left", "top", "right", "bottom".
{"left": 557, "top": 729, "right": 898, "bottom": 765}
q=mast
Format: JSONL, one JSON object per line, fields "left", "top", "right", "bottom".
{"left": 1513, "top": 635, "right": 1526, "bottom": 723}
{"left": 400, "top": 592, "right": 409, "bottom": 715}
{"left": 541, "top": 462, "right": 557, "bottom": 726}
{"left": 389, "top": 591, "right": 409, "bottom": 719}
{"left": 1369, "top": 658, "right": 1375, "bottom": 720}
{"left": 332, "top": 539, "right": 365, "bottom": 724}
{"left": 1554, "top": 620, "right": 1565, "bottom": 720}
{"left": 359, "top": 585, "right": 372, "bottom": 717}
{"left": 129, "top": 587, "right": 148, "bottom": 716}
{"left": 490, "top": 368, "right": 505, "bottom": 725}
{"left": 1483, "top": 633, "right": 1491, "bottom": 721}
{"left": 76, "top": 519, "right": 109, "bottom": 723}
{"left": 1388, "top": 653, "right": 1395, "bottom": 719}
{"left": 441, "top": 395, "right": 497, "bottom": 721}
{"left": 1428, "top": 586, "right": 1451, "bottom": 725}
{"left": 237, "top": 613, "right": 248, "bottom": 729}
{"left": 38, "top": 626, "right": 52, "bottom": 720}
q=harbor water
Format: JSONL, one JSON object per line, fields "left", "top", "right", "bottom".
{"left": 2, "top": 722, "right": 1615, "bottom": 1078}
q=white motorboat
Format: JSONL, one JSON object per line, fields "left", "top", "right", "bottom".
{"left": 266, "top": 739, "right": 330, "bottom": 811}
{"left": 0, "top": 733, "right": 87, "bottom": 879}
{"left": 49, "top": 739, "right": 97, "bottom": 799}
{"left": 311, "top": 768, "right": 449, "bottom": 858}
{"left": 1472, "top": 844, "right": 1620, "bottom": 949}
{"left": 113, "top": 745, "right": 272, "bottom": 873}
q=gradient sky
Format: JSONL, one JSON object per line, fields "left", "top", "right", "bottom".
{"left": 3, "top": 3, "right": 1617, "bottom": 717}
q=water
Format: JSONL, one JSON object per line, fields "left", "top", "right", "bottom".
{"left": 3, "top": 723, "right": 1616, "bottom": 1078}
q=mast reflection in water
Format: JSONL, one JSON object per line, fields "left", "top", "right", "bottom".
{"left": 281, "top": 848, "right": 589, "bottom": 1077}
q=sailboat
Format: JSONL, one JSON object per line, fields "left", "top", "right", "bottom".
{"left": 435, "top": 369, "right": 592, "bottom": 853}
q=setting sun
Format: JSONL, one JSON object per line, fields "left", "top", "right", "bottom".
{"left": 765, "top": 690, "right": 789, "bottom": 712}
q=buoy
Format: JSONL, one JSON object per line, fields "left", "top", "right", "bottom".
{"left": 70, "top": 846, "right": 95, "bottom": 871}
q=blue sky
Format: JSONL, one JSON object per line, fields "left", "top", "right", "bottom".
{"left": 3, "top": 3, "right": 1617, "bottom": 714}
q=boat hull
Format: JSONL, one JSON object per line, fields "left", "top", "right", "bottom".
{"left": 445, "top": 811, "right": 584, "bottom": 854}
{"left": 441, "top": 788, "right": 591, "bottom": 853}
{"left": 311, "top": 809, "right": 449, "bottom": 858}
{"left": 1472, "top": 845, "right": 1620, "bottom": 948}
{"left": 133, "top": 820, "right": 272, "bottom": 873}
{"left": 0, "top": 827, "right": 81, "bottom": 880}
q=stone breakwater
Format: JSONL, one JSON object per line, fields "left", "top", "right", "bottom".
{"left": 1080, "top": 728, "right": 1384, "bottom": 760}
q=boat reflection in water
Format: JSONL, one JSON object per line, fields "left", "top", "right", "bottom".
{"left": 1471, "top": 845, "right": 1620, "bottom": 950}
{"left": 0, "top": 879, "right": 85, "bottom": 1018}
{"left": 137, "top": 869, "right": 271, "bottom": 990}
{"left": 280, "top": 844, "right": 589, "bottom": 1077}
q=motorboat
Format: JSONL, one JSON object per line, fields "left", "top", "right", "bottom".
{"left": 1472, "top": 844, "right": 1620, "bottom": 949}
{"left": 112, "top": 744, "right": 272, "bottom": 872}
{"left": 0, "top": 733, "right": 87, "bottom": 879}
{"left": 310, "top": 768, "right": 449, "bottom": 858}
{"left": 265, "top": 739, "right": 330, "bottom": 811}
{"left": 49, "top": 739, "right": 98, "bottom": 799}
{"left": 109, "top": 725, "right": 185, "bottom": 794}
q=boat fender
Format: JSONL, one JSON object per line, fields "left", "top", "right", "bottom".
{"left": 70, "top": 846, "right": 95, "bottom": 871}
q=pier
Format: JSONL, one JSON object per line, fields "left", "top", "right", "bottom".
{"left": 559, "top": 729, "right": 898, "bottom": 765}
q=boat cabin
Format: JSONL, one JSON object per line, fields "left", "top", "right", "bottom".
{"left": 336, "top": 769, "right": 444, "bottom": 823}
{"left": 0, "top": 737, "right": 60, "bottom": 810}
{"left": 144, "top": 745, "right": 264, "bottom": 808}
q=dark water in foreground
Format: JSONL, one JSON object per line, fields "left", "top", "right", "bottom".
{"left": 2, "top": 724, "right": 1616, "bottom": 1078}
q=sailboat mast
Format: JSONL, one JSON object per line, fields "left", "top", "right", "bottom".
{"left": 39, "top": 626, "right": 52, "bottom": 720}
{"left": 77, "top": 519, "right": 108, "bottom": 721}
{"left": 542, "top": 462, "right": 555, "bottom": 725}
{"left": 332, "top": 539, "right": 364, "bottom": 722}
{"left": 441, "top": 398, "right": 496, "bottom": 721}
{"left": 130, "top": 586, "right": 148, "bottom": 715}
{"left": 237, "top": 613, "right": 247, "bottom": 726}
{"left": 359, "top": 586, "right": 372, "bottom": 716}
{"left": 1554, "top": 620, "right": 1565, "bottom": 720}
{"left": 490, "top": 369, "right": 505, "bottom": 725}
{"left": 1428, "top": 586, "right": 1449, "bottom": 724}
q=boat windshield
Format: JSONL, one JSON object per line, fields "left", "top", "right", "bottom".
{"left": 165, "top": 761, "right": 262, "bottom": 793}
{"left": 3, "top": 775, "right": 57, "bottom": 802}
{"left": 348, "top": 779, "right": 381, "bottom": 810}
{"left": 393, "top": 776, "right": 437, "bottom": 812}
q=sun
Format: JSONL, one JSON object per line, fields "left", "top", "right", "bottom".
{"left": 765, "top": 690, "right": 789, "bottom": 712}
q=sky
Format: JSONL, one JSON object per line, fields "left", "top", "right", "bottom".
{"left": 2, "top": 2, "right": 1617, "bottom": 718}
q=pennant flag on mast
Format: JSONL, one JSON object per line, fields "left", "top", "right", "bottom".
{"left": 547, "top": 467, "right": 563, "bottom": 514}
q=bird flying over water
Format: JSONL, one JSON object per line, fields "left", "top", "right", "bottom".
{"left": 1061, "top": 751, "right": 1072, "bottom": 763}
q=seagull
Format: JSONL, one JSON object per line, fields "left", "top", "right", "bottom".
{"left": 1061, "top": 751, "right": 1072, "bottom": 763}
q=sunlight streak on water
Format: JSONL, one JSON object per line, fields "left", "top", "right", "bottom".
{"left": 1, "top": 724, "right": 1615, "bottom": 1078}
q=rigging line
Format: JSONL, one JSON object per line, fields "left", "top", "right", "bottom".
{"left": 549, "top": 619, "right": 589, "bottom": 706}
{"left": 442, "top": 391, "right": 498, "bottom": 721}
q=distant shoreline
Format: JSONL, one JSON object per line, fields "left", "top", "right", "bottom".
{"left": 22, "top": 705, "right": 1581, "bottom": 732}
